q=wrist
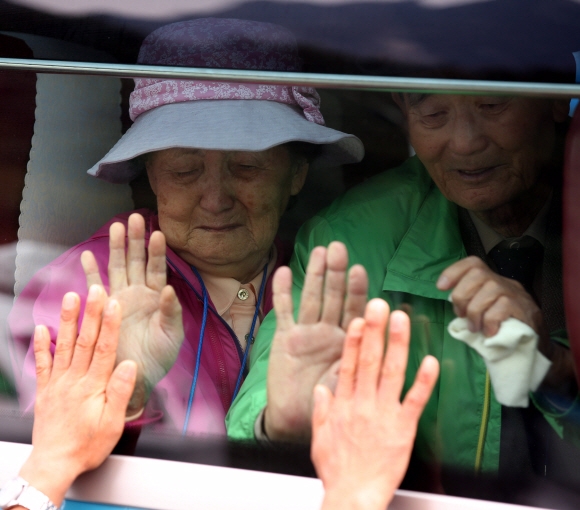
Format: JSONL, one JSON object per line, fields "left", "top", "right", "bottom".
{"left": 263, "top": 406, "right": 310, "bottom": 442}
{"left": 18, "top": 454, "right": 78, "bottom": 507}
{"left": 321, "top": 485, "right": 392, "bottom": 510}
{"left": 126, "top": 378, "right": 148, "bottom": 416}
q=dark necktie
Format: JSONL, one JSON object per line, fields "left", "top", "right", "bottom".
{"left": 488, "top": 236, "right": 543, "bottom": 296}
{"left": 488, "top": 236, "right": 550, "bottom": 477}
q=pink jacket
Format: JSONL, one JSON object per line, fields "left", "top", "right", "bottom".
{"left": 9, "top": 209, "right": 286, "bottom": 436}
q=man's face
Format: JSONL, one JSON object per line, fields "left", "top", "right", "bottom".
{"left": 146, "top": 146, "right": 307, "bottom": 279}
{"left": 403, "top": 95, "right": 568, "bottom": 212}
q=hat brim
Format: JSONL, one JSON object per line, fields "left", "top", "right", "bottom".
{"left": 87, "top": 100, "right": 364, "bottom": 183}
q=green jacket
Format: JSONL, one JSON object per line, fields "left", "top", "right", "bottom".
{"left": 226, "top": 156, "right": 575, "bottom": 473}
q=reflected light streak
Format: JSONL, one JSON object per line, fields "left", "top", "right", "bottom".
{"left": 6, "top": 0, "right": 498, "bottom": 19}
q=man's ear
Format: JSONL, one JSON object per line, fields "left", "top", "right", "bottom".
{"left": 552, "top": 99, "right": 570, "bottom": 123}
{"left": 290, "top": 161, "right": 309, "bottom": 196}
{"left": 391, "top": 92, "right": 407, "bottom": 113}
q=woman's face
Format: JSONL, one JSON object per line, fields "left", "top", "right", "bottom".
{"left": 146, "top": 146, "right": 308, "bottom": 282}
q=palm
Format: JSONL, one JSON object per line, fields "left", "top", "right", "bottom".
{"left": 265, "top": 243, "right": 368, "bottom": 441}
{"left": 113, "top": 284, "right": 183, "bottom": 396}
{"left": 81, "top": 213, "right": 184, "bottom": 412}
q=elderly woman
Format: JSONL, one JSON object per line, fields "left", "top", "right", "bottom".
{"left": 9, "top": 18, "right": 363, "bottom": 435}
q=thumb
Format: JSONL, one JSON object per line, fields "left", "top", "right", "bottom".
{"left": 105, "top": 360, "right": 137, "bottom": 419}
{"left": 311, "top": 384, "right": 332, "bottom": 432}
{"left": 159, "top": 285, "right": 184, "bottom": 342}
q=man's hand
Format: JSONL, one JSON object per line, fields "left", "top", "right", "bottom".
{"left": 311, "top": 299, "right": 439, "bottom": 510}
{"left": 438, "top": 256, "right": 577, "bottom": 396}
{"left": 80, "top": 212, "right": 184, "bottom": 415}
{"left": 437, "top": 256, "right": 544, "bottom": 338}
{"left": 19, "top": 287, "right": 137, "bottom": 507}
{"left": 264, "top": 242, "right": 368, "bottom": 441}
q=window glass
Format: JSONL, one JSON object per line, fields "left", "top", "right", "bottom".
{"left": 1, "top": 2, "right": 580, "bottom": 509}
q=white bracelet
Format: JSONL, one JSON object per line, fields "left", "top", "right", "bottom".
{"left": 125, "top": 407, "right": 145, "bottom": 422}
{"left": 0, "top": 477, "right": 59, "bottom": 510}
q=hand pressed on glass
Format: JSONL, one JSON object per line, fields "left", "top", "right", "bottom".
{"left": 311, "top": 300, "right": 439, "bottom": 510}
{"left": 264, "top": 242, "right": 368, "bottom": 441}
{"left": 17, "top": 287, "right": 137, "bottom": 508}
{"left": 80, "top": 212, "right": 184, "bottom": 416}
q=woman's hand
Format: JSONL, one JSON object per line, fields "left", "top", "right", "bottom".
{"left": 311, "top": 300, "right": 439, "bottom": 510}
{"left": 264, "top": 242, "right": 368, "bottom": 441}
{"left": 18, "top": 287, "right": 137, "bottom": 507}
{"left": 81, "top": 212, "right": 184, "bottom": 415}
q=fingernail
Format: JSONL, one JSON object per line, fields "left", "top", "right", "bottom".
{"left": 468, "top": 320, "right": 477, "bottom": 332}
{"left": 437, "top": 275, "right": 450, "bottom": 289}
{"left": 117, "top": 361, "right": 136, "bottom": 381}
{"left": 63, "top": 292, "right": 77, "bottom": 309}
{"left": 106, "top": 299, "right": 119, "bottom": 314}
{"left": 88, "top": 285, "right": 101, "bottom": 299}
{"left": 313, "top": 385, "right": 324, "bottom": 404}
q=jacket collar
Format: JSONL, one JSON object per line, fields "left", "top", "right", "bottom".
{"left": 383, "top": 168, "right": 467, "bottom": 301}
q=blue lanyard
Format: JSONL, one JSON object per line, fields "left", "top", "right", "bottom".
{"left": 182, "top": 263, "right": 268, "bottom": 435}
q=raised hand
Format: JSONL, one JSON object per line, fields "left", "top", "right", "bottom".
{"left": 80, "top": 212, "right": 184, "bottom": 415}
{"left": 311, "top": 299, "right": 439, "bottom": 510}
{"left": 264, "top": 242, "right": 368, "bottom": 441}
{"left": 18, "top": 287, "right": 137, "bottom": 507}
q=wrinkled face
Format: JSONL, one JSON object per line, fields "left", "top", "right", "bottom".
{"left": 402, "top": 95, "right": 568, "bottom": 212}
{"left": 146, "top": 146, "right": 307, "bottom": 280}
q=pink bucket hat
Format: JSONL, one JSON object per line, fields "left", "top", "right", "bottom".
{"left": 88, "top": 18, "right": 364, "bottom": 183}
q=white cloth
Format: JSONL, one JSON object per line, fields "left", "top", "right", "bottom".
{"left": 448, "top": 317, "right": 552, "bottom": 407}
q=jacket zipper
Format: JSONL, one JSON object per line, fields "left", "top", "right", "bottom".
{"left": 474, "top": 370, "right": 491, "bottom": 474}
{"left": 165, "top": 258, "right": 244, "bottom": 405}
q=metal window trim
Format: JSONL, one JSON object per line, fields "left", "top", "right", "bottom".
{"left": 1, "top": 57, "right": 579, "bottom": 99}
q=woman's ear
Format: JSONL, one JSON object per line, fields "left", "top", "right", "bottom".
{"left": 145, "top": 159, "right": 158, "bottom": 196}
{"left": 290, "top": 161, "right": 309, "bottom": 196}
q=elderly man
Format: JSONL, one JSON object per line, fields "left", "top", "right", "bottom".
{"left": 226, "top": 94, "right": 578, "bottom": 480}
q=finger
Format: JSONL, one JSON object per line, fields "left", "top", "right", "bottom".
{"left": 127, "top": 213, "right": 146, "bottom": 286}
{"left": 400, "top": 355, "right": 439, "bottom": 426}
{"left": 341, "top": 264, "right": 368, "bottom": 330}
{"left": 105, "top": 360, "right": 138, "bottom": 427}
{"left": 378, "top": 310, "right": 410, "bottom": 403}
{"left": 33, "top": 325, "right": 53, "bottom": 392}
{"left": 334, "top": 317, "right": 365, "bottom": 401}
{"left": 320, "top": 242, "right": 348, "bottom": 325}
{"left": 158, "top": 285, "right": 184, "bottom": 342}
{"left": 146, "top": 230, "right": 167, "bottom": 291}
{"left": 51, "top": 292, "right": 81, "bottom": 376}
{"left": 69, "top": 285, "right": 106, "bottom": 376}
{"left": 449, "top": 265, "right": 490, "bottom": 318}
{"left": 108, "top": 222, "right": 128, "bottom": 293}
{"left": 81, "top": 250, "right": 104, "bottom": 289}
{"left": 464, "top": 279, "right": 506, "bottom": 332}
{"left": 356, "top": 299, "right": 390, "bottom": 398}
{"left": 86, "top": 299, "right": 122, "bottom": 384}
{"left": 482, "top": 295, "right": 518, "bottom": 337}
{"left": 297, "top": 246, "right": 326, "bottom": 324}
{"left": 311, "top": 384, "right": 333, "bottom": 432}
{"left": 272, "top": 266, "right": 295, "bottom": 332}
{"left": 437, "top": 256, "right": 487, "bottom": 291}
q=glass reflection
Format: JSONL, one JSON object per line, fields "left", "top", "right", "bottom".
{"left": 1, "top": 10, "right": 580, "bottom": 509}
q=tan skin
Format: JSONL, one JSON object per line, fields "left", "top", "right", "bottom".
{"left": 395, "top": 94, "right": 574, "bottom": 393}
{"left": 146, "top": 147, "right": 308, "bottom": 283}
{"left": 81, "top": 146, "right": 308, "bottom": 415}
{"left": 15, "top": 288, "right": 136, "bottom": 508}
